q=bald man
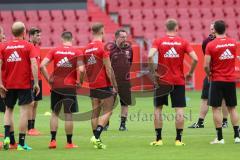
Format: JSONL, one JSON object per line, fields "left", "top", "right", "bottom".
{"left": 0, "top": 22, "right": 40, "bottom": 151}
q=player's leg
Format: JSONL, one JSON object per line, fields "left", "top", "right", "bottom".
{"left": 3, "top": 89, "right": 17, "bottom": 150}
{"left": 0, "top": 98, "right": 6, "bottom": 137}
{"left": 48, "top": 90, "right": 60, "bottom": 149}
{"left": 222, "top": 82, "right": 240, "bottom": 143}
{"left": 119, "top": 104, "right": 128, "bottom": 131}
{"left": 9, "top": 111, "right": 17, "bottom": 149}
{"left": 209, "top": 82, "right": 224, "bottom": 144}
{"left": 221, "top": 100, "right": 229, "bottom": 128}
{"left": 17, "top": 89, "right": 34, "bottom": 150}
{"left": 189, "top": 77, "right": 209, "bottom": 128}
{"left": 171, "top": 85, "right": 186, "bottom": 146}
{"left": 63, "top": 93, "right": 79, "bottom": 149}
{"left": 28, "top": 80, "right": 42, "bottom": 136}
{"left": 91, "top": 98, "right": 101, "bottom": 136}
{"left": 150, "top": 87, "right": 168, "bottom": 146}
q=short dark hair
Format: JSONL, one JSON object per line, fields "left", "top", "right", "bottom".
{"left": 214, "top": 20, "right": 226, "bottom": 34}
{"left": 91, "top": 23, "right": 104, "bottom": 35}
{"left": 29, "top": 27, "right": 41, "bottom": 36}
{"left": 61, "top": 31, "right": 73, "bottom": 41}
{"left": 115, "top": 29, "right": 127, "bottom": 38}
{"left": 165, "top": 19, "right": 178, "bottom": 31}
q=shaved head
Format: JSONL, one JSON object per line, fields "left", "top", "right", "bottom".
{"left": 12, "top": 21, "right": 25, "bottom": 37}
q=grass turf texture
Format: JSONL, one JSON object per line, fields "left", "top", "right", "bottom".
{"left": 1, "top": 91, "right": 240, "bottom": 160}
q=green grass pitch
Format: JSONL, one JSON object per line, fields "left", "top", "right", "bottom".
{"left": 1, "top": 91, "right": 240, "bottom": 160}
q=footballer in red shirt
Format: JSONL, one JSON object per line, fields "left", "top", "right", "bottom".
{"left": 27, "top": 27, "right": 43, "bottom": 136}
{"left": 0, "top": 22, "right": 39, "bottom": 151}
{"left": 40, "top": 31, "right": 83, "bottom": 149}
{"left": 148, "top": 19, "right": 198, "bottom": 146}
{"left": 204, "top": 20, "right": 240, "bottom": 144}
{"left": 84, "top": 23, "right": 117, "bottom": 149}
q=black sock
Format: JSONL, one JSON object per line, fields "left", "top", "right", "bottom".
{"left": 32, "top": 119, "right": 35, "bottom": 129}
{"left": 197, "top": 118, "right": 204, "bottom": 125}
{"left": 223, "top": 118, "right": 228, "bottom": 123}
{"left": 10, "top": 131, "right": 16, "bottom": 145}
{"left": 95, "top": 125, "right": 104, "bottom": 139}
{"left": 28, "top": 120, "right": 32, "bottom": 130}
{"left": 51, "top": 131, "right": 57, "bottom": 141}
{"left": 216, "top": 128, "right": 223, "bottom": 140}
{"left": 66, "top": 134, "right": 72, "bottom": 144}
{"left": 4, "top": 125, "right": 10, "bottom": 138}
{"left": 19, "top": 133, "right": 26, "bottom": 146}
{"left": 155, "top": 128, "right": 162, "bottom": 141}
{"left": 176, "top": 129, "right": 183, "bottom": 141}
{"left": 233, "top": 126, "right": 239, "bottom": 138}
{"left": 121, "top": 116, "right": 127, "bottom": 126}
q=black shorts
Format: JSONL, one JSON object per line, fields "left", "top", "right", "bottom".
{"left": 208, "top": 81, "right": 237, "bottom": 107}
{"left": 31, "top": 80, "right": 43, "bottom": 101}
{"left": 51, "top": 88, "right": 78, "bottom": 113}
{"left": 201, "top": 76, "right": 210, "bottom": 99}
{"left": 154, "top": 85, "right": 186, "bottom": 108}
{"left": 0, "top": 98, "right": 5, "bottom": 112}
{"left": 118, "top": 82, "right": 132, "bottom": 106}
{"left": 90, "top": 87, "right": 114, "bottom": 99}
{"left": 5, "top": 89, "right": 33, "bottom": 108}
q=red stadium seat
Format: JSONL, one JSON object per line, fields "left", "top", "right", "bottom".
{"left": 106, "top": 0, "right": 119, "bottom": 13}
{"left": 154, "top": 9, "right": 167, "bottom": 21}
{"left": 190, "top": 20, "right": 204, "bottom": 31}
{"left": 142, "top": 0, "right": 154, "bottom": 8}
{"left": 129, "top": 0, "right": 143, "bottom": 9}
{"left": 222, "top": 0, "right": 236, "bottom": 7}
{"left": 176, "top": 0, "right": 190, "bottom": 7}
{"left": 211, "top": 0, "right": 224, "bottom": 7}
{"left": 144, "top": 32, "right": 156, "bottom": 40}
{"left": 75, "top": 22, "right": 90, "bottom": 34}
{"left": 179, "top": 31, "right": 193, "bottom": 42}
{"left": 227, "top": 31, "right": 239, "bottom": 40}
{"left": 188, "top": 8, "right": 202, "bottom": 19}
{"left": 165, "top": 8, "right": 179, "bottom": 19}
{"left": 223, "top": 7, "right": 236, "bottom": 18}
{"left": 12, "top": 11, "right": 27, "bottom": 22}
{"left": 142, "top": 21, "right": 156, "bottom": 33}
{"left": 178, "top": 20, "right": 191, "bottom": 32}
{"left": 25, "top": 10, "right": 40, "bottom": 23}
{"left": 40, "top": 36, "right": 52, "bottom": 47}
{"left": 50, "top": 10, "right": 64, "bottom": 22}
{"left": 189, "top": 0, "right": 200, "bottom": 7}
{"left": 154, "top": 21, "right": 166, "bottom": 33}
{"left": 192, "top": 32, "right": 204, "bottom": 43}
{"left": 153, "top": 0, "right": 166, "bottom": 8}
{"left": 0, "top": 11, "right": 14, "bottom": 23}
{"left": 225, "top": 19, "right": 238, "bottom": 30}
{"left": 104, "top": 33, "right": 115, "bottom": 42}
{"left": 119, "top": 9, "right": 131, "bottom": 25}
{"left": 75, "top": 10, "right": 88, "bottom": 22}
{"left": 118, "top": 0, "right": 131, "bottom": 9}
{"left": 38, "top": 10, "right": 52, "bottom": 22}
{"left": 62, "top": 10, "right": 77, "bottom": 22}
{"left": 130, "top": 21, "right": 144, "bottom": 37}
{"left": 177, "top": 9, "right": 190, "bottom": 19}
{"left": 62, "top": 22, "right": 78, "bottom": 34}
{"left": 130, "top": 9, "right": 143, "bottom": 21}
{"left": 165, "top": 0, "right": 178, "bottom": 8}
{"left": 211, "top": 8, "right": 225, "bottom": 19}
{"left": 200, "top": 8, "right": 213, "bottom": 19}
{"left": 142, "top": 9, "right": 155, "bottom": 21}
{"left": 199, "top": 0, "right": 212, "bottom": 7}
{"left": 76, "top": 34, "right": 89, "bottom": 46}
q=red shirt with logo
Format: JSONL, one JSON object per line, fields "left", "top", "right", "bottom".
{"left": 0, "top": 42, "right": 6, "bottom": 85}
{"left": 84, "top": 40, "right": 111, "bottom": 89}
{"left": 0, "top": 39, "right": 37, "bottom": 89}
{"left": 46, "top": 45, "right": 82, "bottom": 87}
{"left": 206, "top": 37, "right": 237, "bottom": 82}
{"left": 31, "top": 45, "right": 42, "bottom": 80}
{"left": 152, "top": 35, "right": 194, "bottom": 85}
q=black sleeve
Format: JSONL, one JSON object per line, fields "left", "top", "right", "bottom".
{"left": 129, "top": 47, "right": 133, "bottom": 65}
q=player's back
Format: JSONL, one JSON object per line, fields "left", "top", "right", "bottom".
{"left": 0, "top": 39, "right": 35, "bottom": 89}
{"left": 154, "top": 35, "right": 192, "bottom": 85}
{"left": 84, "top": 40, "right": 111, "bottom": 89}
{"left": 206, "top": 37, "right": 237, "bottom": 82}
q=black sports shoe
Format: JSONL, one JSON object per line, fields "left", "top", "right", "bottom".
{"left": 119, "top": 125, "right": 127, "bottom": 131}
{"left": 188, "top": 122, "right": 204, "bottom": 128}
{"left": 222, "top": 121, "right": 228, "bottom": 128}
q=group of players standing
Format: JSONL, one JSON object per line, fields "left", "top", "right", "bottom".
{"left": 0, "top": 18, "right": 239, "bottom": 151}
